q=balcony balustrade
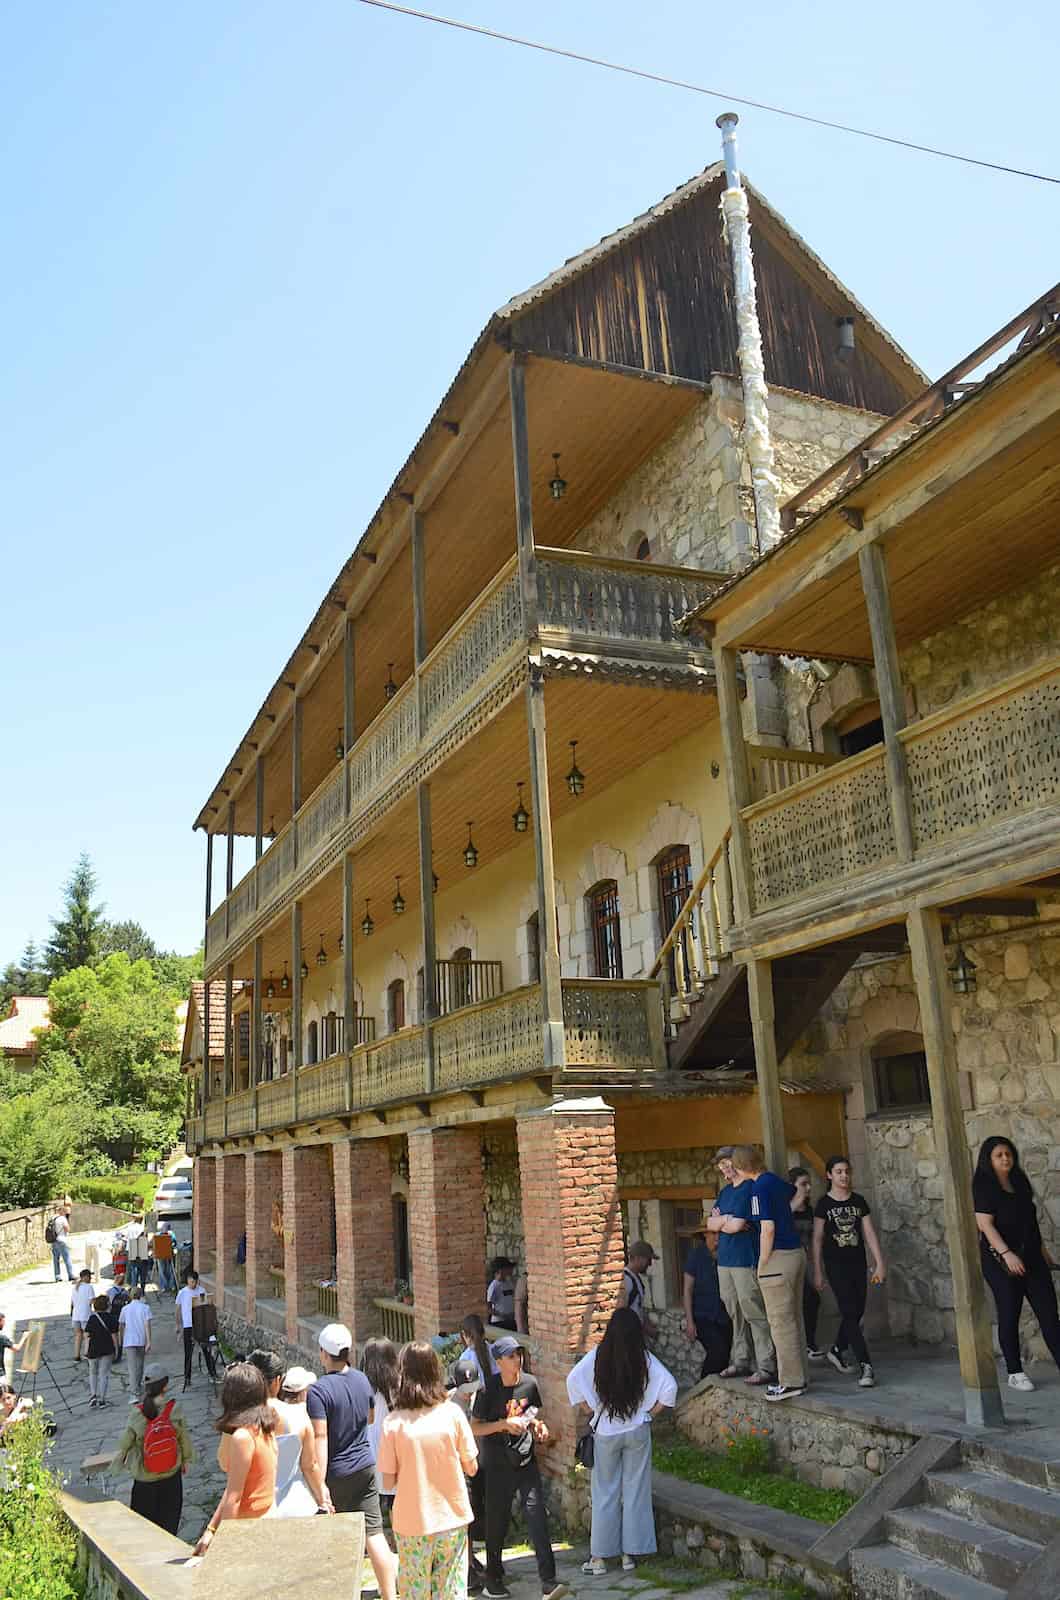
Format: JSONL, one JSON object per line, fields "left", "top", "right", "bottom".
{"left": 742, "top": 658, "right": 1060, "bottom": 916}
{"left": 204, "top": 551, "right": 719, "bottom": 972}
{"left": 190, "top": 977, "right": 665, "bottom": 1142}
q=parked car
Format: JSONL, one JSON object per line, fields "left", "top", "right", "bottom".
{"left": 154, "top": 1176, "right": 193, "bottom": 1217}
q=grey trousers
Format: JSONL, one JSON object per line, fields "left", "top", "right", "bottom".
{"left": 125, "top": 1344, "right": 146, "bottom": 1399}
{"left": 590, "top": 1424, "right": 656, "bottom": 1557}
{"left": 718, "top": 1265, "right": 775, "bottom": 1376}
{"left": 757, "top": 1248, "right": 807, "bottom": 1390}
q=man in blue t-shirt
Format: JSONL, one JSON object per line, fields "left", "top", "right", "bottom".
{"left": 682, "top": 1224, "right": 732, "bottom": 1379}
{"left": 706, "top": 1147, "right": 776, "bottom": 1384}
{"left": 734, "top": 1147, "right": 807, "bottom": 1402}
{"left": 309, "top": 1323, "right": 396, "bottom": 1600}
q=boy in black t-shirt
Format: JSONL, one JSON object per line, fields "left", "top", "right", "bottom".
{"left": 471, "top": 1337, "right": 568, "bottom": 1600}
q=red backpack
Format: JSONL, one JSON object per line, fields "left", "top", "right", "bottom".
{"left": 141, "top": 1400, "right": 179, "bottom": 1475}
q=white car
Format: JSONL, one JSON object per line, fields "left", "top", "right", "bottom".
{"left": 154, "top": 1177, "right": 193, "bottom": 1218}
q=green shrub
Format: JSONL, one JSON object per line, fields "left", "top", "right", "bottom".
{"left": 70, "top": 1169, "right": 158, "bottom": 1213}
{"left": 0, "top": 1408, "right": 84, "bottom": 1598}
{"left": 653, "top": 1439, "right": 856, "bottom": 1525}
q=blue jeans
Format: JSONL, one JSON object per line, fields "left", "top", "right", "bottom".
{"left": 157, "top": 1257, "right": 177, "bottom": 1293}
{"left": 590, "top": 1423, "right": 657, "bottom": 1558}
{"left": 52, "top": 1240, "right": 74, "bottom": 1281}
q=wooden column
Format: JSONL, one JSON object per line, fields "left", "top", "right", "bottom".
{"left": 291, "top": 900, "right": 303, "bottom": 1121}
{"left": 204, "top": 830, "right": 214, "bottom": 945}
{"left": 859, "top": 542, "right": 915, "bottom": 860}
{"left": 202, "top": 980, "right": 211, "bottom": 1107}
{"left": 223, "top": 963, "right": 234, "bottom": 1105}
{"left": 906, "top": 905, "right": 1003, "bottom": 1427}
{"left": 252, "top": 938, "right": 263, "bottom": 1088}
{"left": 224, "top": 802, "right": 235, "bottom": 938}
{"left": 410, "top": 508, "right": 427, "bottom": 737}
{"left": 343, "top": 618, "right": 355, "bottom": 815}
{"left": 342, "top": 852, "right": 356, "bottom": 1063}
{"left": 509, "top": 354, "right": 563, "bottom": 1070}
{"left": 417, "top": 783, "right": 438, "bottom": 1091}
{"left": 745, "top": 959, "right": 787, "bottom": 1175}
{"left": 254, "top": 755, "right": 264, "bottom": 910}
{"left": 712, "top": 640, "right": 755, "bottom": 924}
{"left": 291, "top": 694, "right": 303, "bottom": 867}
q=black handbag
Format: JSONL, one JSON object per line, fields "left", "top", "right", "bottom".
{"left": 575, "top": 1405, "right": 603, "bottom": 1469}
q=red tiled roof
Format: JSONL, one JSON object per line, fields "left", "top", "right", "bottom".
{"left": 0, "top": 995, "right": 51, "bottom": 1055}
{"left": 183, "top": 980, "right": 245, "bottom": 1064}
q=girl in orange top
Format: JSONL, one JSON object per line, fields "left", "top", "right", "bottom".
{"left": 193, "top": 1363, "right": 278, "bottom": 1555}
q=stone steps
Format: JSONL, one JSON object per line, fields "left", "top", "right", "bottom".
{"left": 925, "top": 1466, "right": 1060, "bottom": 1546}
{"left": 883, "top": 1504, "right": 1041, "bottom": 1592}
{"left": 850, "top": 1544, "right": 1006, "bottom": 1600}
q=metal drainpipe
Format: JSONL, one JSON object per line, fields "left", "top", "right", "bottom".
{"left": 716, "top": 112, "right": 783, "bottom": 552}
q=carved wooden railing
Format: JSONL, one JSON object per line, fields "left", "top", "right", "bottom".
{"left": 747, "top": 744, "right": 839, "bottom": 801}
{"left": 435, "top": 959, "right": 504, "bottom": 1017}
{"left": 433, "top": 985, "right": 541, "bottom": 1090}
{"left": 298, "top": 1056, "right": 351, "bottom": 1121}
{"left": 536, "top": 547, "right": 723, "bottom": 648}
{"left": 257, "top": 1074, "right": 296, "bottom": 1131}
{"left": 226, "top": 1088, "right": 255, "bottom": 1137}
{"left": 649, "top": 831, "right": 734, "bottom": 1011}
{"left": 186, "top": 1117, "right": 203, "bottom": 1153}
{"left": 352, "top": 1028, "right": 428, "bottom": 1109}
{"left": 374, "top": 1297, "right": 416, "bottom": 1345}
{"left": 204, "top": 1101, "right": 226, "bottom": 1140}
{"left": 744, "top": 745, "right": 896, "bottom": 913}
{"left": 205, "top": 551, "right": 719, "bottom": 971}
{"left": 316, "top": 1283, "right": 339, "bottom": 1319}
{"left": 561, "top": 979, "right": 665, "bottom": 1077}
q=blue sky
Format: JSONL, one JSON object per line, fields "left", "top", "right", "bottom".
{"left": 1, "top": 1, "right": 1056, "bottom": 963}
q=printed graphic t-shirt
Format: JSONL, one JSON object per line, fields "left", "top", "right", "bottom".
{"left": 815, "top": 1191, "right": 871, "bottom": 1268}
{"left": 472, "top": 1372, "right": 542, "bottom": 1472}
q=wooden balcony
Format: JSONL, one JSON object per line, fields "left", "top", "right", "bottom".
{"left": 189, "top": 977, "right": 665, "bottom": 1145}
{"left": 739, "top": 658, "right": 1060, "bottom": 932}
{"left": 204, "top": 550, "right": 719, "bottom": 975}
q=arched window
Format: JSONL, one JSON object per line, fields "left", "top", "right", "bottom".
{"left": 588, "top": 881, "right": 623, "bottom": 979}
{"left": 635, "top": 535, "right": 652, "bottom": 562}
{"left": 416, "top": 966, "right": 426, "bottom": 1023}
{"left": 526, "top": 912, "right": 541, "bottom": 984}
{"left": 452, "top": 946, "right": 473, "bottom": 1010}
{"left": 833, "top": 700, "right": 884, "bottom": 759}
{"left": 306, "top": 1020, "right": 318, "bottom": 1065}
{"left": 392, "top": 1194, "right": 411, "bottom": 1287}
{"left": 870, "top": 1031, "right": 930, "bottom": 1113}
{"left": 655, "top": 845, "right": 692, "bottom": 989}
{"left": 387, "top": 979, "right": 406, "bottom": 1034}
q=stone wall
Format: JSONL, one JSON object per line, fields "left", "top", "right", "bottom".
{"left": 574, "top": 380, "right": 883, "bottom": 576}
{"left": 483, "top": 1126, "right": 524, "bottom": 1267}
{"left": 654, "top": 1502, "right": 838, "bottom": 1598}
{"left": 0, "top": 1203, "right": 55, "bottom": 1276}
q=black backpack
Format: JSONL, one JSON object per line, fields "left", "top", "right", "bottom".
{"left": 45, "top": 1218, "right": 58, "bottom": 1245}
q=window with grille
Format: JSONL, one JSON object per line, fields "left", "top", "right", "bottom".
{"left": 526, "top": 913, "right": 541, "bottom": 984}
{"left": 873, "top": 1047, "right": 930, "bottom": 1112}
{"left": 388, "top": 979, "right": 406, "bottom": 1034}
{"left": 306, "top": 1020, "right": 318, "bottom": 1065}
{"left": 589, "top": 881, "right": 623, "bottom": 979}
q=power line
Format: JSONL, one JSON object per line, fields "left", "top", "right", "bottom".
{"left": 354, "top": 0, "right": 1060, "bottom": 186}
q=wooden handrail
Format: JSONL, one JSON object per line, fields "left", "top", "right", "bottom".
{"left": 649, "top": 829, "right": 732, "bottom": 981}
{"left": 535, "top": 545, "right": 729, "bottom": 586}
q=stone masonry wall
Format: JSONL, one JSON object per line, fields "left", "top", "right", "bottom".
{"left": 574, "top": 380, "right": 883, "bottom": 575}
{"left": 483, "top": 1126, "right": 524, "bottom": 1268}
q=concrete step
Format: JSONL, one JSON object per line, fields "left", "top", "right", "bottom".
{"left": 926, "top": 1467, "right": 1060, "bottom": 1545}
{"left": 850, "top": 1543, "right": 1006, "bottom": 1600}
{"left": 963, "top": 1438, "right": 1059, "bottom": 1491}
{"left": 883, "top": 1505, "right": 1041, "bottom": 1592}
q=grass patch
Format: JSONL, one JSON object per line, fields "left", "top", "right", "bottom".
{"left": 0, "top": 1409, "right": 84, "bottom": 1598}
{"left": 71, "top": 1170, "right": 158, "bottom": 1213}
{"left": 633, "top": 1556, "right": 728, "bottom": 1592}
{"left": 653, "top": 1440, "right": 855, "bottom": 1526}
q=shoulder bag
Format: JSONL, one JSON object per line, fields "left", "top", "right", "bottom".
{"left": 575, "top": 1402, "right": 604, "bottom": 1470}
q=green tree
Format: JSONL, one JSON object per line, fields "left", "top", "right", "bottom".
{"left": 45, "top": 853, "right": 105, "bottom": 977}
{"left": 153, "top": 947, "right": 204, "bottom": 992}
{"left": 0, "top": 940, "right": 49, "bottom": 1012}
{"left": 98, "top": 918, "right": 158, "bottom": 964}
{"left": 0, "top": 1082, "right": 80, "bottom": 1207}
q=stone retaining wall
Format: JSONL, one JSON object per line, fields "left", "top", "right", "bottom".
{"left": 677, "top": 1378, "right": 917, "bottom": 1496}
{"left": 653, "top": 1500, "right": 843, "bottom": 1599}
{"left": 0, "top": 1203, "right": 55, "bottom": 1276}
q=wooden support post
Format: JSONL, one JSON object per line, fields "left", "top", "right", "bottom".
{"left": 252, "top": 938, "right": 263, "bottom": 1089}
{"left": 292, "top": 693, "right": 303, "bottom": 866}
{"left": 204, "top": 831, "right": 214, "bottom": 944}
{"left": 223, "top": 963, "right": 234, "bottom": 1109}
{"left": 410, "top": 508, "right": 427, "bottom": 741}
{"left": 291, "top": 900, "right": 303, "bottom": 1120}
{"left": 525, "top": 673, "right": 566, "bottom": 1071}
{"left": 906, "top": 905, "right": 1003, "bottom": 1428}
{"left": 254, "top": 755, "right": 264, "bottom": 910}
{"left": 202, "top": 979, "right": 211, "bottom": 1106}
{"left": 745, "top": 958, "right": 787, "bottom": 1175}
{"left": 712, "top": 640, "right": 755, "bottom": 925}
{"left": 417, "top": 783, "right": 437, "bottom": 1092}
{"left": 859, "top": 542, "right": 915, "bottom": 860}
{"left": 343, "top": 617, "right": 355, "bottom": 816}
{"left": 224, "top": 802, "right": 235, "bottom": 938}
{"left": 508, "top": 354, "right": 540, "bottom": 640}
{"left": 344, "top": 857, "right": 357, "bottom": 1107}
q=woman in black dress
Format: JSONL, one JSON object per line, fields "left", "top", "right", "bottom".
{"left": 972, "top": 1135, "right": 1060, "bottom": 1392}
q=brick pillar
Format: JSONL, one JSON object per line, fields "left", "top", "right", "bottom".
{"left": 215, "top": 1151, "right": 245, "bottom": 1303}
{"left": 245, "top": 1150, "right": 283, "bottom": 1323}
{"left": 334, "top": 1139, "right": 395, "bottom": 1345}
{"left": 409, "top": 1127, "right": 485, "bottom": 1340}
{"left": 282, "top": 1145, "right": 335, "bottom": 1343}
{"left": 516, "top": 1098, "right": 624, "bottom": 1477}
{"left": 193, "top": 1156, "right": 217, "bottom": 1279}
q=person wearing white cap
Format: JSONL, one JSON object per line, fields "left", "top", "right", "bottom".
{"left": 112, "top": 1362, "right": 194, "bottom": 1535}
{"left": 308, "top": 1324, "right": 396, "bottom": 1600}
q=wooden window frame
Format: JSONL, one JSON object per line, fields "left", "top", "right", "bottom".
{"left": 589, "top": 880, "right": 623, "bottom": 980}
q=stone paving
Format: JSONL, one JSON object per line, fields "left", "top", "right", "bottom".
{"left": 3, "top": 1233, "right": 777, "bottom": 1598}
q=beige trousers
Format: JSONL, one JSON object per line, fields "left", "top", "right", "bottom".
{"left": 757, "top": 1248, "right": 807, "bottom": 1390}
{"left": 719, "top": 1264, "right": 776, "bottom": 1376}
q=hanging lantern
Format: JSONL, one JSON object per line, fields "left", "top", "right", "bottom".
{"left": 566, "top": 739, "right": 586, "bottom": 797}
{"left": 384, "top": 663, "right": 398, "bottom": 700}
{"left": 266, "top": 972, "right": 276, "bottom": 1000}
{"left": 300, "top": 949, "right": 309, "bottom": 981}
{"left": 280, "top": 961, "right": 289, "bottom": 992}
{"left": 338, "top": 931, "right": 344, "bottom": 954}
{"left": 549, "top": 452, "right": 567, "bottom": 501}
{"left": 316, "top": 933, "right": 328, "bottom": 967}
{"left": 335, "top": 727, "right": 345, "bottom": 761}
{"left": 512, "top": 781, "right": 529, "bottom": 834}
{"left": 949, "top": 943, "right": 978, "bottom": 996}
{"left": 463, "top": 821, "right": 478, "bottom": 869}
{"left": 362, "top": 899, "right": 375, "bottom": 938}
{"left": 392, "top": 876, "right": 406, "bottom": 916}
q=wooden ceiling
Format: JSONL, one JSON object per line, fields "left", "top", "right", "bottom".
{"left": 234, "top": 675, "right": 716, "bottom": 981}
{"left": 708, "top": 340, "right": 1060, "bottom": 661}
{"left": 207, "top": 353, "right": 705, "bottom": 837}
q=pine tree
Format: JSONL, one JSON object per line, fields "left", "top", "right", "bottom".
{"left": 45, "top": 854, "right": 105, "bottom": 978}
{"left": 0, "top": 941, "right": 50, "bottom": 1012}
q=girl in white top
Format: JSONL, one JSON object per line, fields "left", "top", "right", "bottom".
{"left": 248, "top": 1349, "right": 330, "bottom": 1517}
{"left": 70, "top": 1272, "right": 96, "bottom": 1362}
{"left": 567, "top": 1307, "right": 677, "bottom": 1576}
{"left": 361, "top": 1337, "right": 400, "bottom": 1498}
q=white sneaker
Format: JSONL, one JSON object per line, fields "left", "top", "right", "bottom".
{"left": 1008, "top": 1372, "right": 1035, "bottom": 1392}
{"left": 621, "top": 1556, "right": 637, "bottom": 1572}
{"left": 581, "top": 1560, "right": 607, "bottom": 1576}
{"left": 858, "top": 1363, "right": 876, "bottom": 1388}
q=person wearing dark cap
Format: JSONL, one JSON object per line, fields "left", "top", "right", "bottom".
{"left": 112, "top": 1362, "right": 194, "bottom": 1535}
{"left": 617, "top": 1243, "right": 657, "bottom": 1342}
{"left": 471, "top": 1337, "right": 568, "bottom": 1600}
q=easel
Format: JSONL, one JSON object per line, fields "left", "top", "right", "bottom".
{"left": 16, "top": 1322, "right": 75, "bottom": 1415}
